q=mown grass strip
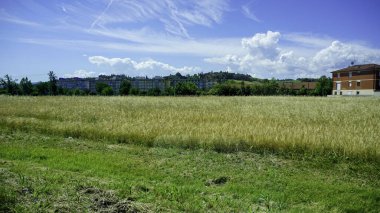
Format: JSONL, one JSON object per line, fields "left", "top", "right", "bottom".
{"left": 1, "top": 129, "right": 380, "bottom": 212}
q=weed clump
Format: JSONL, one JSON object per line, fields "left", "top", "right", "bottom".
{"left": 205, "top": 176, "right": 229, "bottom": 186}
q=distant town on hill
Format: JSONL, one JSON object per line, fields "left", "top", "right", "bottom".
{"left": 0, "top": 70, "right": 331, "bottom": 96}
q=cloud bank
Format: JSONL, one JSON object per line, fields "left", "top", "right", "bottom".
{"left": 205, "top": 31, "right": 380, "bottom": 78}
{"left": 64, "top": 69, "right": 98, "bottom": 78}
{"left": 88, "top": 56, "right": 201, "bottom": 77}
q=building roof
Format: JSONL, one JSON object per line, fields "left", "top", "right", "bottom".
{"left": 331, "top": 64, "right": 380, "bottom": 73}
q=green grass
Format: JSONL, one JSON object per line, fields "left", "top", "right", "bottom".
{"left": 0, "top": 96, "right": 380, "bottom": 212}
{"left": 1, "top": 129, "right": 379, "bottom": 212}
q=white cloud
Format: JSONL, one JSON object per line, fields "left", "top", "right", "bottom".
{"left": 241, "top": 31, "right": 282, "bottom": 60}
{"left": 88, "top": 56, "right": 201, "bottom": 76}
{"left": 64, "top": 69, "right": 97, "bottom": 78}
{"left": 311, "top": 41, "right": 380, "bottom": 71}
{"left": 205, "top": 31, "right": 380, "bottom": 78}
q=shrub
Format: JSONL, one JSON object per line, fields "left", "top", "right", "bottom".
{"left": 101, "top": 87, "right": 114, "bottom": 96}
{"left": 147, "top": 88, "right": 161, "bottom": 96}
{"left": 130, "top": 88, "right": 140, "bottom": 95}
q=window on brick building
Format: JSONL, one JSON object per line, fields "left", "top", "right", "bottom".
{"left": 357, "top": 81, "right": 361, "bottom": 87}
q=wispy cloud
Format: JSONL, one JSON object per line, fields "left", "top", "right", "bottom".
{"left": 283, "top": 33, "right": 334, "bottom": 48}
{"left": 2, "top": 1, "right": 233, "bottom": 55}
{"left": 17, "top": 36, "right": 244, "bottom": 57}
{"left": 90, "top": 0, "right": 114, "bottom": 29}
{"left": 86, "top": 0, "right": 229, "bottom": 37}
{"left": 0, "top": 10, "right": 40, "bottom": 27}
{"left": 241, "top": 5, "right": 261, "bottom": 23}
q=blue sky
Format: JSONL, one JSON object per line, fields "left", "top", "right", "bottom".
{"left": 1, "top": 0, "right": 380, "bottom": 81}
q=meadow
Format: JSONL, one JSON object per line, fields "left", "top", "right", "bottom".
{"left": 1, "top": 96, "right": 380, "bottom": 212}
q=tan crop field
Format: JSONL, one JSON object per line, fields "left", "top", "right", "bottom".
{"left": 0, "top": 96, "right": 379, "bottom": 160}
{"left": 1, "top": 96, "right": 380, "bottom": 212}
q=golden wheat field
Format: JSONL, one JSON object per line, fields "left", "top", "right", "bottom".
{"left": 0, "top": 96, "right": 379, "bottom": 160}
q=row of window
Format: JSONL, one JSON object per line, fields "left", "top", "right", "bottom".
{"left": 342, "top": 81, "right": 361, "bottom": 88}
{"left": 337, "top": 72, "right": 353, "bottom": 78}
{"left": 334, "top": 91, "right": 360, "bottom": 95}
{"left": 337, "top": 71, "right": 380, "bottom": 78}
{"left": 348, "top": 81, "right": 360, "bottom": 87}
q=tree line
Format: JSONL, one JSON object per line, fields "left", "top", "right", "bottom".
{"left": 0, "top": 71, "right": 332, "bottom": 96}
{"left": 208, "top": 77, "right": 332, "bottom": 96}
{"left": 0, "top": 71, "right": 58, "bottom": 96}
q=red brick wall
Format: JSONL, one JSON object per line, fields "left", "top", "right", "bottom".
{"left": 332, "top": 71, "right": 375, "bottom": 90}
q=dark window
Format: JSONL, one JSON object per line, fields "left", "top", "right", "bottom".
{"left": 357, "top": 81, "right": 361, "bottom": 87}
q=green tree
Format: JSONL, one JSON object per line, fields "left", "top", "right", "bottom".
{"left": 130, "top": 88, "right": 140, "bottom": 95}
{"left": 19, "top": 77, "right": 33, "bottom": 95}
{"left": 297, "top": 86, "right": 308, "bottom": 96}
{"left": 96, "top": 82, "right": 109, "bottom": 95}
{"left": 73, "top": 89, "right": 85, "bottom": 96}
{"left": 35, "top": 82, "right": 49, "bottom": 95}
{"left": 175, "top": 82, "right": 198, "bottom": 95}
{"left": 264, "top": 78, "right": 279, "bottom": 95}
{"left": 209, "top": 83, "right": 239, "bottom": 96}
{"left": 0, "top": 74, "right": 19, "bottom": 95}
{"left": 101, "top": 87, "right": 114, "bottom": 96}
{"left": 48, "top": 71, "right": 58, "bottom": 95}
{"left": 147, "top": 88, "right": 161, "bottom": 96}
{"left": 119, "top": 79, "right": 131, "bottom": 95}
{"left": 164, "top": 86, "right": 175, "bottom": 96}
{"left": 314, "top": 76, "right": 332, "bottom": 96}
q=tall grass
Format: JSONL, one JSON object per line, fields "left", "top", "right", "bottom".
{"left": 0, "top": 96, "right": 379, "bottom": 161}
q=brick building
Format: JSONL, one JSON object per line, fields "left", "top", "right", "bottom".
{"left": 332, "top": 64, "right": 380, "bottom": 96}
{"left": 278, "top": 82, "right": 317, "bottom": 91}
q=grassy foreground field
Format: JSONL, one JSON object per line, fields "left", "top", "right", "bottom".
{"left": 1, "top": 96, "right": 380, "bottom": 212}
